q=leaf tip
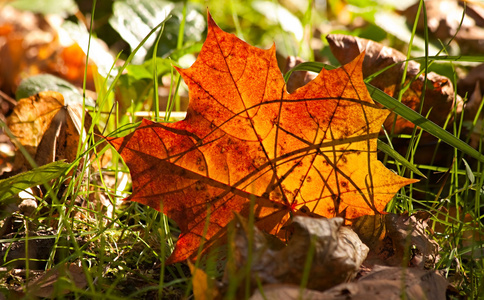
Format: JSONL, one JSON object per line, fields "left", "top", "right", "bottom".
{"left": 206, "top": 9, "right": 217, "bottom": 30}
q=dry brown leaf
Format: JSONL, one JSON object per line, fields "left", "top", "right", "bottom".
{"left": 0, "top": 129, "right": 15, "bottom": 175}
{"left": 326, "top": 34, "right": 420, "bottom": 79}
{"left": 458, "top": 63, "right": 484, "bottom": 106}
{"left": 250, "top": 266, "right": 447, "bottom": 300}
{"left": 15, "top": 263, "right": 87, "bottom": 298}
{"left": 326, "top": 34, "right": 460, "bottom": 135}
{"left": 1, "top": 230, "right": 56, "bottom": 269}
{"left": 466, "top": 2, "right": 484, "bottom": 27}
{"left": 6, "top": 91, "right": 108, "bottom": 170}
{"left": 7, "top": 91, "right": 64, "bottom": 159}
{"left": 249, "top": 284, "right": 327, "bottom": 300}
{"left": 403, "top": 0, "right": 484, "bottom": 54}
{"left": 35, "top": 103, "right": 86, "bottom": 167}
{"left": 456, "top": 63, "right": 484, "bottom": 148}
{"left": 189, "top": 261, "right": 221, "bottom": 300}
{"left": 0, "top": 6, "right": 56, "bottom": 95}
{"left": 224, "top": 214, "right": 368, "bottom": 294}
{"left": 351, "top": 213, "right": 440, "bottom": 269}
{"left": 320, "top": 266, "right": 447, "bottom": 300}
{"left": 6, "top": 91, "right": 84, "bottom": 169}
{"left": 283, "top": 56, "right": 318, "bottom": 93}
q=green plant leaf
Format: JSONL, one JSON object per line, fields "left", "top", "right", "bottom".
{"left": 109, "top": 0, "right": 204, "bottom": 63}
{"left": 283, "top": 61, "right": 333, "bottom": 82}
{"left": 367, "top": 85, "right": 484, "bottom": 163}
{"left": 462, "top": 158, "right": 475, "bottom": 185}
{"left": 109, "top": 0, "right": 174, "bottom": 63}
{"left": 252, "top": 1, "right": 303, "bottom": 41}
{"left": 163, "top": 42, "right": 203, "bottom": 62}
{"left": 16, "top": 74, "right": 95, "bottom": 107}
{"left": 0, "top": 161, "right": 70, "bottom": 204}
{"left": 10, "top": 0, "right": 77, "bottom": 15}
{"left": 115, "top": 57, "right": 174, "bottom": 115}
{"left": 125, "top": 57, "right": 173, "bottom": 81}
{"left": 147, "top": 6, "right": 205, "bottom": 60}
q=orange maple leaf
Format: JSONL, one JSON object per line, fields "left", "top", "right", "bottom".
{"left": 107, "top": 13, "right": 417, "bottom": 264}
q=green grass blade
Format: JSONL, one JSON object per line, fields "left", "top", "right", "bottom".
{"left": 152, "top": 21, "right": 166, "bottom": 122}
{"left": 93, "top": 15, "right": 172, "bottom": 131}
{"left": 284, "top": 61, "right": 483, "bottom": 163}
{"left": 377, "top": 139, "right": 426, "bottom": 178}
{"left": 367, "top": 85, "right": 484, "bottom": 163}
{"left": 414, "top": 55, "right": 484, "bottom": 63}
{"left": 283, "top": 61, "right": 332, "bottom": 82}
{"left": 0, "top": 160, "right": 69, "bottom": 203}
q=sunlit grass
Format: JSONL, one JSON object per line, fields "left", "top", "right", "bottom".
{"left": 1, "top": 0, "right": 483, "bottom": 298}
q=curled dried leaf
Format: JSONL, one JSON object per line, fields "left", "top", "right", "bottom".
{"left": 351, "top": 213, "right": 440, "bottom": 269}
{"left": 16, "top": 263, "right": 87, "bottom": 298}
{"left": 6, "top": 91, "right": 108, "bottom": 171}
{"left": 189, "top": 261, "right": 221, "bottom": 300}
{"left": 313, "top": 266, "right": 447, "bottom": 300}
{"left": 326, "top": 34, "right": 460, "bottom": 135}
{"left": 7, "top": 91, "right": 64, "bottom": 158}
{"left": 403, "top": 0, "right": 484, "bottom": 54}
{"left": 225, "top": 215, "right": 368, "bottom": 293}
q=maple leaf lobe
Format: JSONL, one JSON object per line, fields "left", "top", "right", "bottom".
{"left": 108, "top": 13, "right": 417, "bottom": 264}
{"left": 175, "top": 13, "right": 282, "bottom": 143}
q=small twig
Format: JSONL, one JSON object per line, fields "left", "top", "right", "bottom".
{"left": 0, "top": 90, "right": 17, "bottom": 107}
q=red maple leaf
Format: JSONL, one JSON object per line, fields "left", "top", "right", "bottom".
{"left": 107, "top": 13, "right": 416, "bottom": 264}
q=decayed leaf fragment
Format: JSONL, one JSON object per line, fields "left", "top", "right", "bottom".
{"left": 250, "top": 266, "right": 448, "bottom": 300}
{"left": 403, "top": 0, "right": 484, "bottom": 54}
{"left": 6, "top": 91, "right": 95, "bottom": 169}
{"left": 189, "top": 261, "right": 220, "bottom": 300}
{"left": 15, "top": 263, "right": 87, "bottom": 299}
{"left": 351, "top": 213, "right": 440, "bottom": 268}
{"left": 108, "top": 13, "right": 417, "bottom": 264}
{"left": 326, "top": 34, "right": 460, "bottom": 135}
{"left": 225, "top": 214, "right": 368, "bottom": 294}
{"left": 7, "top": 91, "right": 64, "bottom": 158}
{"left": 319, "top": 266, "right": 448, "bottom": 300}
